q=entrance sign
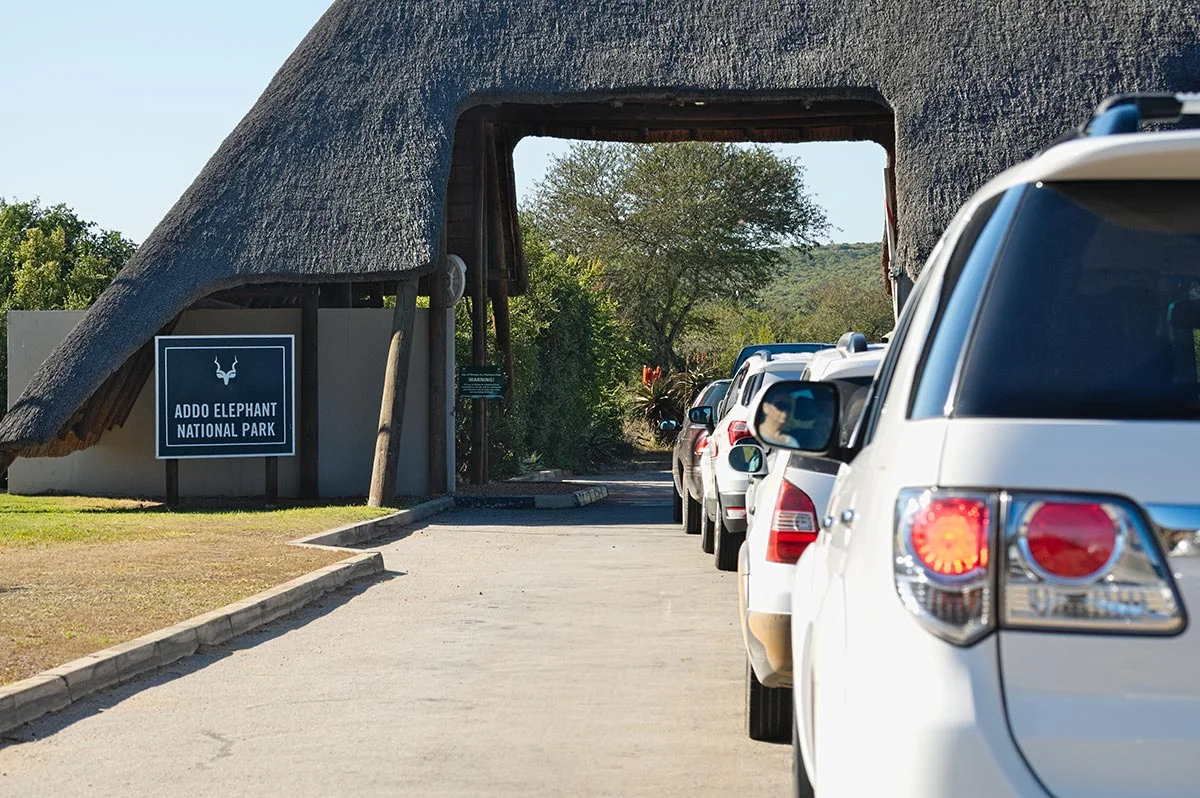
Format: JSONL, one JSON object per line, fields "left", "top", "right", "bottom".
{"left": 155, "top": 335, "right": 295, "bottom": 459}
{"left": 458, "top": 365, "right": 505, "bottom": 399}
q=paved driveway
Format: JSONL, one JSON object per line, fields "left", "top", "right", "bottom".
{"left": 0, "top": 471, "right": 789, "bottom": 796}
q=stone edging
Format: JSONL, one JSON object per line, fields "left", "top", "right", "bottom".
{"left": 0, "top": 496, "right": 456, "bottom": 736}
{"left": 453, "top": 484, "right": 608, "bottom": 510}
{"left": 290, "top": 496, "right": 455, "bottom": 548}
{"left": 507, "top": 469, "right": 571, "bottom": 483}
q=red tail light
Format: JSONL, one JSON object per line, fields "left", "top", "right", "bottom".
{"left": 768, "top": 479, "right": 819, "bottom": 563}
{"left": 908, "top": 497, "right": 989, "bottom": 578}
{"left": 694, "top": 433, "right": 709, "bottom": 456}
{"left": 727, "top": 420, "right": 752, "bottom": 447}
{"left": 896, "top": 489, "right": 1184, "bottom": 646}
{"left": 1021, "top": 502, "right": 1117, "bottom": 581}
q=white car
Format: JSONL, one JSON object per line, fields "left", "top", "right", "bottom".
{"left": 701, "top": 351, "right": 812, "bottom": 570}
{"left": 750, "top": 92, "right": 1200, "bottom": 797}
{"left": 735, "top": 336, "right": 885, "bottom": 741}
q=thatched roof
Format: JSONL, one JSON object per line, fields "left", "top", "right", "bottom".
{"left": 3, "top": 0, "right": 1198, "bottom": 456}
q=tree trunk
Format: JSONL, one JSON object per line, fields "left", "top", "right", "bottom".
{"left": 368, "top": 278, "right": 419, "bottom": 507}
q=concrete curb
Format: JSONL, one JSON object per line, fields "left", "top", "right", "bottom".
{"left": 289, "top": 496, "right": 455, "bottom": 548}
{"left": 0, "top": 552, "right": 382, "bottom": 736}
{"left": 0, "top": 497, "right": 459, "bottom": 737}
{"left": 507, "top": 469, "right": 571, "bottom": 483}
{"left": 454, "top": 484, "right": 608, "bottom": 510}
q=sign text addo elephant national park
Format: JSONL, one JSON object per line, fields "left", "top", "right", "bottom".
{"left": 155, "top": 335, "right": 295, "bottom": 459}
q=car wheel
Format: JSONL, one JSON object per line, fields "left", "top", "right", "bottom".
{"left": 714, "top": 511, "right": 742, "bottom": 572}
{"left": 792, "top": 702, "right": 815, "bottom": 797}
{"left": 672, "top": 482, "right": 683, "bottom": 524}
{"left": 700, "top": 508, "right": 715, "bottom": 554}
{"left": 683, "top": 491, "right": 701, "bottom": 535}
{"left": 747, "top": 658, "right": 792, "bottom": 743}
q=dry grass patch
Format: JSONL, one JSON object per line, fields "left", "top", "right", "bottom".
{"left": 0, "top": 495, "right": 394, "bottom": 685}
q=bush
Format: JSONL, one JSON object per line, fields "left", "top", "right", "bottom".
{"left": 455, "top": 221, "right": 639, "bottom": 479}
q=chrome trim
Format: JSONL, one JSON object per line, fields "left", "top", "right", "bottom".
{"left": 1146, "top": 504, "right": 1200, "bottom": 558}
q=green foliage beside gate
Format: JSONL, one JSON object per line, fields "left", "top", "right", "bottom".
{"left": 455, "top": 220, "right": 639, "bottom": 477}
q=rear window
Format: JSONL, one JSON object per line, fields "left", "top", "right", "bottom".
{"left": 956, "top": 181, "right": 1200, "bottom": 420}
{"left": 697, "top": 381, "right": 730, "bottom": 409}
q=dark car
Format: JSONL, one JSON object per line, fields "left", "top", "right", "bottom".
{"left": 667, "top": 379, "right": 731, "bottom": 532}
{"left": 730, "top": 343, "right": 833, "bottom": 378}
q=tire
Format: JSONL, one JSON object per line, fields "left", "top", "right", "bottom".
{"left": 747, "top": 658, "right": 792, "bottom": 743}
{"left": 700, "top": 507, "right": 715, "bottom": 554}
{"left": 714, "top": 511, "right": 742, "bottom": 572}
{"left": 792, "top": 703, "right": 816, "bottom": 797}
{"left": 683, "top": 490, "right": 701, "bottom": 535}
{"left": 672, "top": 482, "right": 683, "bottom": 524}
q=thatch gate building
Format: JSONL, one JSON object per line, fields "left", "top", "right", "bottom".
{"left": 2, "top": 0, "right": 1198, "bottom": 497}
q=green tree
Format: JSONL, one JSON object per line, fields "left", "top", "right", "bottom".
{"left": 530, "top": 142, "right": 828, "bottom": 368}
{"left": 0, "top": 199, "right": 136, "bottom": 411}
{"left": 678, "top": 242, "right": 894, "bottom": 372}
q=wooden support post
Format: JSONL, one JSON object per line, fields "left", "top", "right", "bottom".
{"left": 265, "top": 457, "right": 279, "bottom": 505}
{"left": 368, "top": 278, "right": 420, "bottom": 507}
{"left": 491, "top": 281, "right": 514, "bottom": 403}
{"left": 469, "top": 119, "right": 489, "bottom": 486}
{"left": 428, "top": 247, "right": 449, "bottom": 496}
{"left": 487, "top": 144, "right": 515, "bottom": 403}
{"left": 300, "top": 289, "right": 319, "bottom": 498}
{"left": 165, "top": 459, "right": 179, "bottom": 507}
{"left": 0, "top": 451, "right": 17, "bottom": 484}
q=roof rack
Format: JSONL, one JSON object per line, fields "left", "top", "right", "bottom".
{"left": 835, "top": 332, "right": 869, "bottom": 354}
{"left": 1085, "top": 92, "right": 1200, "bottom": 136}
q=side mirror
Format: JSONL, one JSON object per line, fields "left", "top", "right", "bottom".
{"left": 658, "top": 419, "right": 681, "bottom": 434}
{"left": 687, "top": 405, "right": 715, "bottom": 428}
{"left": 727, "top": 443, "right": 768, "bottom": 475}
{"left": 748, "top": 381, "right": 840, "bottom": 454}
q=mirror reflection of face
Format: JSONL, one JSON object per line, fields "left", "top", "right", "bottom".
{"left": 756, "top": 385, "right": 836, "bottom": 450}
{"left": 757, "top": 396, "right": 799, "bottom": 447}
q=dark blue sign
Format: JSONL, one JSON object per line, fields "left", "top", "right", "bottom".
{"left": 155, "top": 335, "right": 295, "bottom": 459}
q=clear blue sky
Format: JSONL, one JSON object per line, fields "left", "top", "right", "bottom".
{"left": 0, "top": 2, "right": 885, "bottom": 246}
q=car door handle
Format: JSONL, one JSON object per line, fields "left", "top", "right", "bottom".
{"left": 823, "top": 516, "right": 835, "bottom": 529}
{"left": 840, "top": 509, "right": 856, "bottom": 526}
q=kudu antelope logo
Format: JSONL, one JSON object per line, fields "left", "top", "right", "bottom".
{"left": 214, "top": 356, "right": 238, "bottom": 386}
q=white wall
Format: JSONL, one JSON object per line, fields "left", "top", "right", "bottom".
{"left": 317, "top": 307, "right": 455, "bottom": 499}
{"left": 7, "top": 307, "right": 454, "bottom": 499}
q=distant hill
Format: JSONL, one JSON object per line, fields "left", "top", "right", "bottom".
{"left": 762, "top": 241, "right": 884, "bottom": 311}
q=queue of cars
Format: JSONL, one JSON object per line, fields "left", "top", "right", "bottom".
{"left": 668, "top": 93, "right": 1200, "bottom": 797}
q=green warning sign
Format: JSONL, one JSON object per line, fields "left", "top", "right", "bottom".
{"left": 459, "top": 365, "right": 505, "bottom": 399}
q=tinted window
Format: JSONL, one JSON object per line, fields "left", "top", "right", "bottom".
{"left": 909, "top": 192, "right": 1013, "bottom": 419}
{"left": 956, "top": 181, "right": 1200, "bottom": 420}
{"left": 742, "top": 374, "right": 763, "bottom": 406}
{"left": 722, "top": 365, "right": 750, "bottom": 416}
{"left": 697, "top": 381, "right": 730, "bottom": 409}
{"left": 829, "top": 376, "right": 874, "bottom": 446}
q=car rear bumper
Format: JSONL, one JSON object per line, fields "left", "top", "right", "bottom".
{"left": 745, "top": 612, "right": 791, "bottom": 687}
{"left": 817, "top": 623, "right": 1049, "bottom": 797}
{"left": 719, "top": 492, "right": 747, "bottom": 533}
{"left": 738, "top": 544, "right": 792, "bottom": 687}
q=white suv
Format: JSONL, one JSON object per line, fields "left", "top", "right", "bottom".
{"left": 749, "top": 93, "right": 1200, "bottom": 797}
{"left": 701, "top": 351, "right": 812, "bottom": 570}
{"left": 735, "top": 336, "right": 885, "bottom": 742}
